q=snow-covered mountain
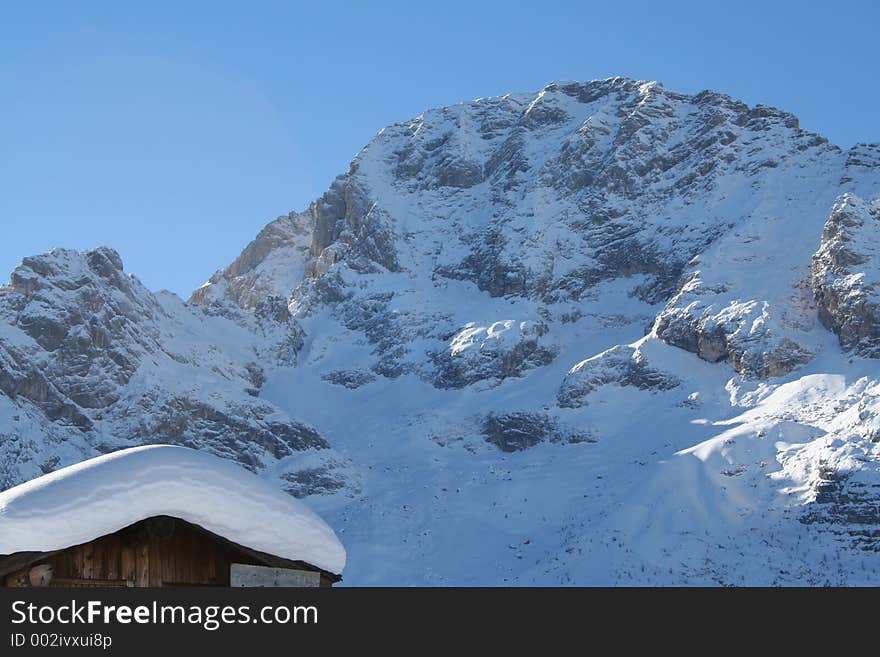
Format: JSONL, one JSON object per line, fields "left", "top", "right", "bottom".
{"left": 3, "top": 77, "right": 880, "bottom": 584}
{"left": 0, "top": 247, "right": 354, "bottom": 496}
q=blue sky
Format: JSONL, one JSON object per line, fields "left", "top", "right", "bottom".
{"left": 2, "top": 0, "right": 878, "bottom": 296}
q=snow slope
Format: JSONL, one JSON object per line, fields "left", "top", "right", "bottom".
{"left": 0, "top": 445, "right": 345, "bottom": 574}
{"left": 3, "top": 78, "right": 880, "bottom": 584}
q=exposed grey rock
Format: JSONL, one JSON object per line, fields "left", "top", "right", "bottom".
{"left": 189, "top": 212, "right": 313, "bottom": 311}
{"left": 431, "top": 321, "right": 557, "bottom": 389}
{"left": 194, "top": 77, "right": 852, "bottom": 387}
{"left": 654, "top": 305, "right": 813, "bottom": 378}
{"left": 800, "top": 463, "right": 880, "bottom": 552}
{"left": 143, "top": 396, "right": 327, "bottom": 469}
{"left": 0, "top": 248, "right": 161, "bottom": 422}
{"left": 322, "top": 369, "right": 376, "bottom": 389}
{"left": 279, "top": 451, "right": 361, "bottom": 499}
{"left": 812, "top": 194, "right": 880, "bottom": 356}
{"left": 481, "top": 412, "right": 595, "bottom": 452}
{"left": 558, "top": 345, "right": 680, "bottom": 408}
{"left": 306, "top": 174, "right": 400, "bottom": 276}
{"left": 282, "top": 466, "right": 348, "bottom": 498}
{"left": 840, "top": 143, "right": 880, "bottom": 186}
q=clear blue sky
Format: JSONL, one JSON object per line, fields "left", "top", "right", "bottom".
{"left": 2, "top": 1, "right": 878, "bottom": 297}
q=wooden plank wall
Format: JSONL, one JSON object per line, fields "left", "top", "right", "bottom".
{"left": 2, "top": 516, "right": 334, "bottom": 587}
{"left": 43, "top": 518, "right": 259, "bottom": 587}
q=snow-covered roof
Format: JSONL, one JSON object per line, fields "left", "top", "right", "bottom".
{"left": 0, "top": 445, "right": 345, "bottom": 575}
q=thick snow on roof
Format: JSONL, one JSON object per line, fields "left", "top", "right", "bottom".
{"left": 0, "top": 445, "right": 345, "bottom": 575}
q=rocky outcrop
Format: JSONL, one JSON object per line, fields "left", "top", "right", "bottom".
{"left": 321, "top": 369, "right": 376, "bottom": 389}
{"left": 792, "top": 385, "right": 880, "bottom": 552}
{"left": 653, "top": 300, "right": 814, "bottom": 378}
{"left": 481, "top": 412, "right": 595, "bottom": 452}
{"left": 190, "top": 212, "right": 314, "bottom": 311}
{"left": 431, "top": 321, "right": 557, "bottom": 389}
{"left": 812, "top": 194, "right": 880, "bottom": 356}
{"left": 0, "top": 248, "right": 163, "bottom": 422}
{"left": 558, "top": 344, "right": 679, "bottom": 408}
{"left": 137, "top": 396, "right": 327, "bottom": 469}
{"left": 800, "top": 464, "right": 880, "bottom": 551}
{"left": 306, "top": 174, "right": 400, "bottom": 277}
{"left": 840, "top": 143, "right": 880, "bottom": 187}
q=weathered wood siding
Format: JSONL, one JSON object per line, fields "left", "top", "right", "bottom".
{"left": 45, "top": 517, "right": 254, "bottom": 586}
{"left": 0, "top": 516, "right": 334, "bottom": 587}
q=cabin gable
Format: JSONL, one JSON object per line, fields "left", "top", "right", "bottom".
{"left": 0, "top": 516, "right": 338, "bottom": 588}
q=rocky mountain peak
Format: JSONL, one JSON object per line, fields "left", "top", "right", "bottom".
{"left": 0, "top": 247, "right": 352, "bottom": 495}
{"left": 4, "top": 78, "right": 880, "bottom": 584}
{"left": 195, "top": 78, "right": 853, "bottom": 381}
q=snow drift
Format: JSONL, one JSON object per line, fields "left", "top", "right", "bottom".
{"left": 0, "top": 445, "right": 346, "bottom": 575}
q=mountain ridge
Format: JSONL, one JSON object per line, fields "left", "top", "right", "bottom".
{"left": 3, "top": 77, "right": 880, "bottom": 584}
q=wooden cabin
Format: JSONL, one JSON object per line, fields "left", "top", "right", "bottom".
{"left": 0, "top": 515, "right": 340, "bottom": 588}
{"left": 0, "top": 445, "right": 347, "bottom": 588}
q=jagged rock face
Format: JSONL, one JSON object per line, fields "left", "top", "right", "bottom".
{"left": 653, "top": 300, "right": 815, "bottom": 378}
{"left": 0, "top": 248, "right": 354, "bottom": 494}
{"left": 307, "top": 175, "right": 401, "bottom": 276}
{"left": 649, "top": 139, "right": 880, "bottom": 378}
{"left": 6, "top": 78, "right": 880, "bottom": 584}
{"left": 0, "top": 248, "right": 163, "bottom": 427}
{"left": 190, "top": 211, "right": 313, "bottom": 311}
{"left": 195, "top": 77, "right": 864, "bottom": 386}
{"left": 359, "top": 78, "right": 833, "bottom": 306}
{"left": 812, "top": 194, "right": 880, "bottom": 356}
